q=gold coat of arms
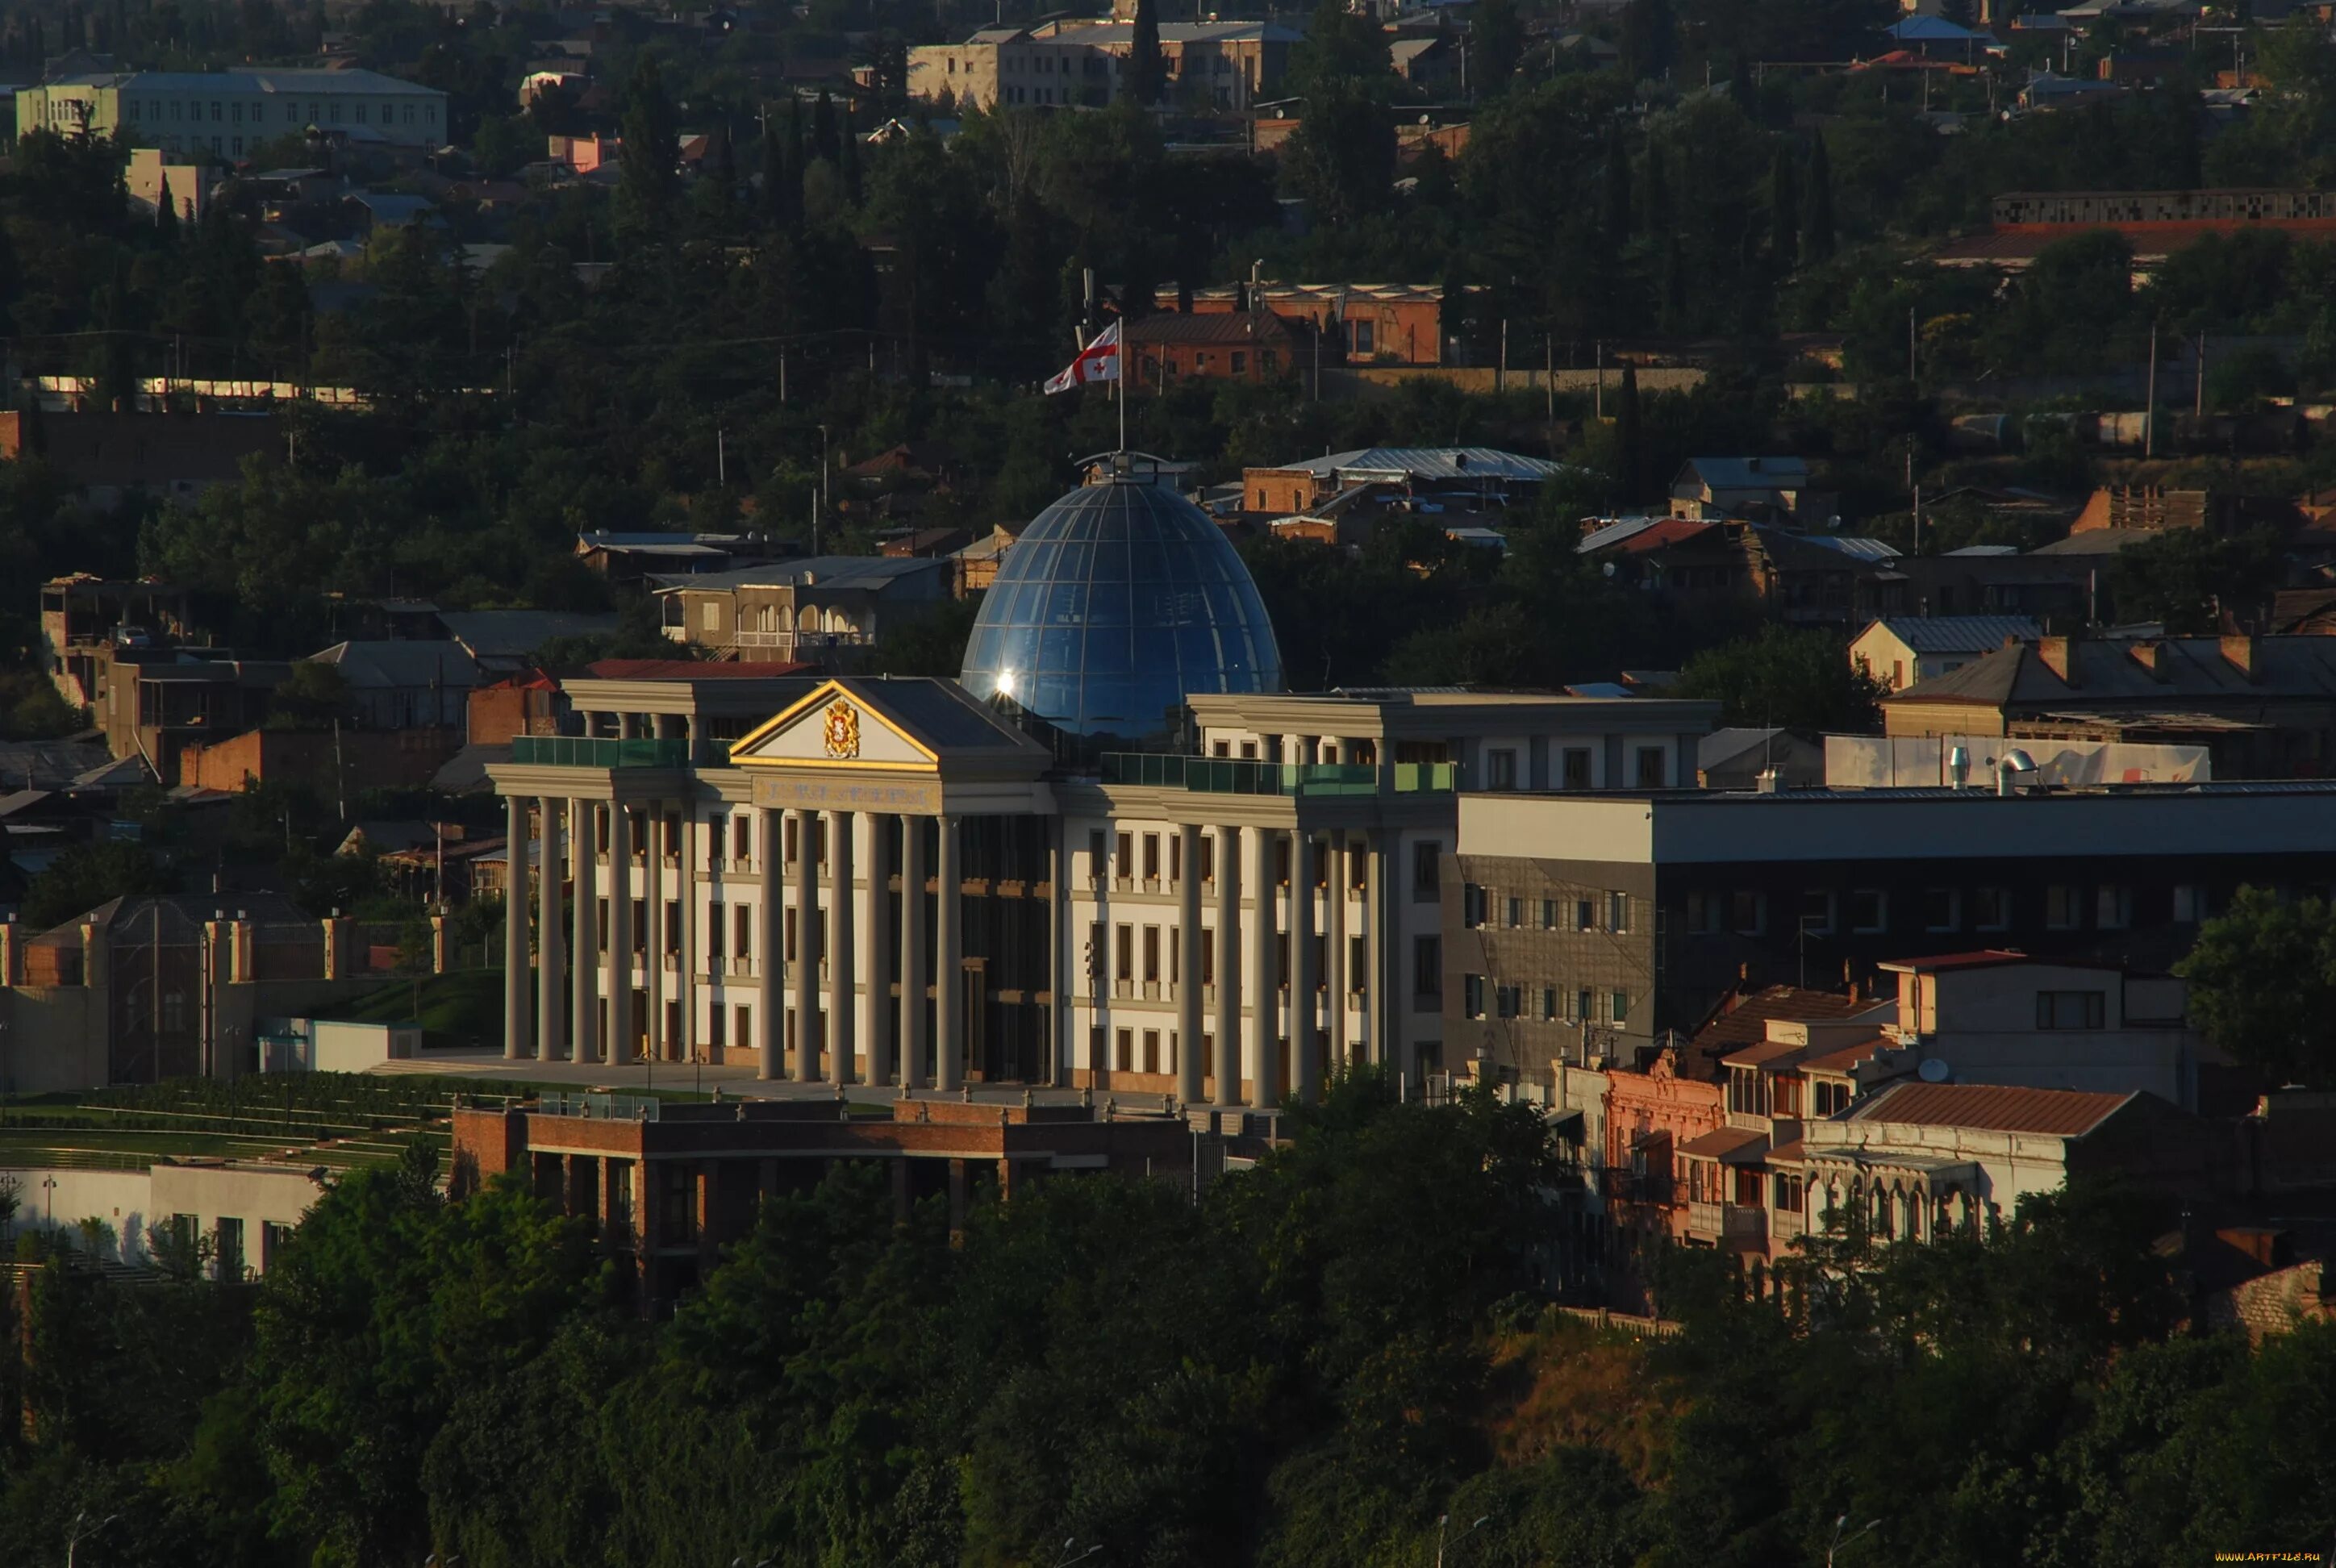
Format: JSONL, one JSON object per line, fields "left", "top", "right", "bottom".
{"left": 823, "top": 699, "right": 861, "bottom": 759}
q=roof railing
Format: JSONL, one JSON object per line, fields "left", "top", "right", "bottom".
{"left": 1098, "top": 753, "right": 1458, "bottom": 795}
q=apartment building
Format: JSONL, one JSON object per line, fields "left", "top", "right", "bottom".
{"left": 18, "top": 69, "right": 445, "bottom": 159}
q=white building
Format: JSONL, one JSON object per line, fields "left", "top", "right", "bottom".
{"left": 18, "top": 69, "right": 446, "bottom": 160}
{"left": 485, "top": 673, "right": 1719, "bottom": 1103}
{"left": 1849, "top": 614, "right": 2040, "bottom": 692}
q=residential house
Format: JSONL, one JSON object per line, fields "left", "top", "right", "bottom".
{"left": 1127, "top": 311, "right": 1301, "bottom": 388}
{"left": 905, "top": 19, "right": 1299, "bottom": 112}
{"left": 649, "top": 557, "right": 953, "bottom": 665}
{"left": 1585, "top": 518, "right": 1909, "bottom": 628}
{"left": 574, "top": 532, "right": 795, "bottom": 583}
{"left": 125, "top": 145, "right": 206, "bottom": 223}
{"left": 1882, "top": 633, "right": 2336, "bottom": 778}
{"left": 1159, "top": 282, "right": 1446, "bottom": 365}
{"left": 436, "top": 610, "right": 620, "bottom": 677}
{"left": 98, "top": 650, "right": 288, "bottom": 784}
{"left": 40, "top": 575, "right": 198, "bottom": 712}
{"left": 1850, "top": 615, "right": 2042, "bottom": 691}
{"left": 1667, "top": 457, "right": 1820, "bottom": 523}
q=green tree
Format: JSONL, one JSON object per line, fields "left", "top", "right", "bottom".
{"left": 22, "top": 840, "right": 175, "bottom": 930}
{"left": 1470, "top": 0, "right": 1527, "bottom": 101}
{"left": 1127, "top": 0, "right": 1166, "bottom": 105}
{"left": 1673, "top": 624, "right": 1888, "bottom": 732}
{"left": 615, "top": 57, "right": 680, "bottom": 245}
{"left": 1289, "top": 0, "right": 1395, "bottom": 98}
{"left": 2106, "top": 525, "right": 2283, "bottom": 633}
{"left": 1802, "top": 130, "right": 1835, "bottom": 262}
{"left": 2175, "top": 885, "right": 2336, "bottom": 1085}
{"left": 264, "top": 659, "right": 354, "bottom": 728}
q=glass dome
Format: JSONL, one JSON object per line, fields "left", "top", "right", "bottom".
{"left": 959, "top": 477, "right": 1284, "bottom": 748}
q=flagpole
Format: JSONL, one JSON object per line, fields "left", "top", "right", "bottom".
{"left": 1117, "top": 332, "right": 1127, "bottom": 457}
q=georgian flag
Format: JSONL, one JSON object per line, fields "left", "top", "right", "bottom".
{"left": 1045, "top": 321, "right": 1120, "bottom": 394}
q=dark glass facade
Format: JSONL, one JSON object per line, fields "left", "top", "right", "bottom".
{"left": 959, "top": 479, "right": 1284, "bottom": 746}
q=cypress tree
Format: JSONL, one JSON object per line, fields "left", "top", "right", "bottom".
{"left": 810, "top": 90, "right": 841, "bottom": 166}
{"left": 837, "top": 101, "right": 860, "bottom": 202}
{"left": 1641, "top": 140, "right": 1670, "bottom": 240}
{"left": 1614, "top": 361, "right": 1642, "bottom": 503}
{"left": 1128, "top": 0, "right": 1165, "bottom": 105}
{"left": 155, "top": 172, "right": 178, "bottom": 244}
{"left": 1803, "top": 131, "right": 1835, "bottom": 262}
{"left": 1770, "top": 142, "right": 1798, "bottom": 268}
{"left": 1601, "top": 120, "right": 1631, "bottom": 246}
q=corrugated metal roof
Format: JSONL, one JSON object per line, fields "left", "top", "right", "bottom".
{"left": 1284, "top": 447, "right": 1568, "bottom": 483}
{"left": 1846, "top": 1081, "right": 2134, "bottom": 1136}
{"left": 1679, "top": 1125, "right": 1771, "bottom": 1162}
{"left": 1797, "top": 534, "right": 1901, "bottom": 561}
{"left": 1575, "top": 515, "right": 1662, "bottom": 553}
{"left": 1864, "top": 615, "right": 2040, "bottom": 653}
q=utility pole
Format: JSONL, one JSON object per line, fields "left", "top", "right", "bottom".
{"left": 1595, "top": 339, "right": 1604, "bottom": 419}
{"left": 2146, "top": 322, "right": 2159, "bottom": 458}
{"left": 2195, "top": 332, "right": 2206, "bottom": 419}
{"left": 1907, "top": 304, "right": 1917, "bottom": 385}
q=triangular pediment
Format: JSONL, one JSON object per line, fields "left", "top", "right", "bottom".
{"left": 729, "top": 680, "right": 937, "bottom": 771}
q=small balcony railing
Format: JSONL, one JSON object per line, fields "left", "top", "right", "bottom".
{"left": 1099, "top": 754, "right": 1458, "bottom": 797}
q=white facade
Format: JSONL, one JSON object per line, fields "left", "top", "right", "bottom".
{"left": 489, "top": 678, "right": 1720, "bottom": 1101}
{"left": 1885, "top": 955, "right": 2203, "bottom": 1109}
{"left": 19, "top": 69, "right": 445, "bottom": 159}
{"left": 1, "top": 1160, "right": 326, "bottom": 1278}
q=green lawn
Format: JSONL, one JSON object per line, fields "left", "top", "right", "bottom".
{"left": 336, "top": 968, "right": 508, "bottom": 1052}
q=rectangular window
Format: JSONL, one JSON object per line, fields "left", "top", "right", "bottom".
{"left": 665, "top": 901, "right": 680, "bottom": 953}
{"left": 1142, "top": 833, "right": 1161, "bottom": 882}
{"left": 1412, "top": 840, "right": 1441, "bottom": 901}
{"left": 1170, "top": 832, "right": 1183, "bottom": 884}
{"left": 1199, "top": 833, "right": 1216, "bottom": 882}
{"left": 1231, "top": 351, "right": 1248, "bottom": 373}
{"left": 1635, "top": 746, "right": 1666, "bottom": 788}
{"left": 735, "top": 905, "right": 752, "bottom": 960}
{"left": 1201, "top": 930, "right": 1216, "bottom": 986}
{"left": 1541, "top": 986, "right": 1558, "bottom": 1020}
{"left": 1462, "top": 973, "right": 1486, "bottom": 1019}
{"left": 1506, "top": 896, "right": 1525, "bottom": 928}
{"left": 1575, "top": 987, "right": 1593, "bottom": 1024}
{"left": 1608, "top": 990, "right": 1630, "bottom": 1024}
{"left": 1922, "top": 887, "right": 1959, "bottom": 932}
{"left": 2037, "top": 990, "right": 2107, "bottom": 1030}
{"left": 1686, "top": 891, "right": 1722, "bottom": 935}
{"left": 1575, "top": 898, "right": 1595, "bottom": 932}
{"left": 1115, "top": 924, "right": 1134, "bottom": 981}
{"left": 1496, "top": 984, "right": 1521, "bottom": 1020}
{"left": 2096, "top": 884, "right": 2132, "bottom": 930}
{"left": 1540, "top": 898, "right": 1559, "bottom": 930}
{"left": 1142, "top": 1029, "right": 1161, "bottom": 1073}
{"left": 784, "top": 907, "right": 798, "bottom": 964}
{"left": 1462, "top": 882, "right": 1485, "bottom": 929}
{"left": 1730, "top": 890, "right": 1765, "bottom": 936}
{"left": 1850, "top": 889, "right": 1888, "bottom": 934}
{"left": 2172, "top": 884, "right": 2204, "bottom": 924}
{"left": 1973, "top": 886, "right": 2011, "bottom": 931}
{"left": 1607, "top": 891, "right": 1629, "bottom": 933}
{"left": 734, "top": 814, "right": 750, "bottom": 861}
{"left": 1414, "top": 936, "right": 1441, "bottom": 1000}
{"left": 1116, "top": 832, "right": 1133, "bottom": 878}
{"left": 1562, "top": 747, "right": 1592, "bottom": 790}
{"left": 1143, "top": 926, "right": 1162, "bottom": 984}
{"left": 1116, "top": 1028, "right": 1133, "bottom": 1071}
{"left": 1088, "top": 828, "right": 1106, "bottom": 878}
{"left": 2045, "top": 884, "right": 2082, "bottom": 930}
{"left": 706, "top": 902, "right": 724, "bottom": 959}
{"left": 1800, "top": 889, "right": 1835, "bottom": 936}
{"left": 1487, "top": 748, "right": 1518, "bottom": 790}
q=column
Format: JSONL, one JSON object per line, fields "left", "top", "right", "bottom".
{"left": 899, "top": 815, "right": 928, "bottom": 1091}
{"left": 935, "top": 814, "right": 963, "bottom": 1092}
{"left": 503, "top": 794, "right": 530, "bottom": 1059}
{"left": 1291, "top": 831, "right": 1319, "bottom": 1104}
{"left": 1246, "top": 824, "right": 1278, "bottom": 1108}
{"left": 1327, "top": 828, "right": 1349, "bottom": 1070}
{"left": 792, "top": 809, "right": 818, "bottom": 1083}
{"left": 1213, "top": 826, "right": 1240, "bottom": 1106}
{"left": 828, "top": 809, "right": 856, "bottom": 1086}
{"left": 859, "top": 813, "right": 893, "bottom": 1087}
{"left": 1176, "top": 822, "right": 1203, "bottom": 1106}
{"left": 609, "top": 803, "right": 634, "bottom": 1063}
{"left": 571, "top": 800, "right": 598, "bottom": 1063}
{"left": 756, "top": 805, "right": 782, "bottom": 1081}
{"left": 536, "top": 798, "right": 564, "bottom": 1063}
{"left": 644, "top": 806, "right": 666, "bottom": 1062}
{"left": 680, "top": 803, "right": 699, "bottom": 1066}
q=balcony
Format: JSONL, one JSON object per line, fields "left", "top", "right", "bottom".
{"left": 510, "top": 736, "right": 694, "bottom": 769}
{"left": 1685, "top": 1200, "right": 1770, "bottom": 1249}
{"left": 1771, "top": 1208, "right": 1805, "bottom": 1245}
{"left": 1099, "top": 754, "right": 1458, "bottom": 798}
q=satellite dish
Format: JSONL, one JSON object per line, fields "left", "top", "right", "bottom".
{"left": 1917, "top": 1058, "right": 1951, "bottom": 1083}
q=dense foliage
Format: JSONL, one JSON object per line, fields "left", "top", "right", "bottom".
{"left": 1, "top": 1078, "right": 2330, "bottom": 1566}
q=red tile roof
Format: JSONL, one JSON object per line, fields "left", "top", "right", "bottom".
{"left": 1800, "top": 1034, "right": 1898, "bottom": 1075}
{"left": 1881, "top": 949, "right": 2030, "bottom": 972}
{"left": 1612, "top": 517, "right": 1722, "bottom": 554}
{"left": 1687, "top": 986, "right": 1888, "bottom": 1079}
{"left": 1846, "top": 1082, "right": 2134, "bottom": 1136}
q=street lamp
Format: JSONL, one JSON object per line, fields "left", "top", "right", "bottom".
{"left": 1435, "top": 1513, "right": 1490, "bottom": 1568}
{"left": 40, "top": 1173, "right": 56, "bottom": 1228}
{"left": 1828, "top": 1514, "right": 1882, "bottom": 1567}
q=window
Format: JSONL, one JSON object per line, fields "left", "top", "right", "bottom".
{"left": 734, "top": 905, "right": 752, "bottom": 960}
{"left": 1973, "top": 886, "right": 2011, "bottom": 931}
{"left": 1231, "top": 351, "right": 1247, "bottom": 373}
{"left": 1850, "top": 889, "right": 1888, "bottom": 933}
{"left": 162, "top": 991, "right": 186, "bottom": 1031}
{"left": 355, "top": 102, "right": 368, "bottom": 123}
{"left": 1115, "top": 1028, "right": 1133, "bottom": 1072}
{"left": 1686, "top": 891, "right": 1722, "bottom": 935}
{"left": 1141, "top": 833, "right": 1160, "bottom": 882}
{"left": 1142, "top": 1029, "right": 1161, "bottom": 1073}
{"left": 1541, "top": 986, "right": 1558, "bottom": 1020}
{"left": 783, "top": 907, "right": 799, "bottom": 964}
{"left": 1635, "top": 746, "right": 1666, "bottom": 787}
{"left": 1608, "top": 990, "right": 1630, "bottom": 1024}
{"left": 2037, "top": 990, "right": 2107, "bottom": 1030}
{"left": 1087, "top": 828, "right": 1106, "bottom": 878}
{"left": 1575, "top": 987, "right": 1593, "bottom": 1024}
{"left": 1812, "top": 1079, "right": 1850, "bottom": 1116}
{"left": 1800, "top": 889, "right": 1835, "bottom": 936}
{"left": 2172, "top": 884, "right": 2204, "bottom": 924}
{"left": 1115, "top": 832, "right": 1133, "bottom": 879}
{"left": 1774, "top": 1172, "right": 1804, "bottom": 1212}
{"left": 1487, "top": 748, "right": 1519, "bottom": 790}
{"left": 1199, "top": 833, "right": 1216, "bottom": 883}
{"left": 1412, "top": 840, "right": 1441, "bottom": 901}
{"left": 1354, "top": 319, "right": 1375, "bottom": 354}
{"left": 2096, "top": 884, "right": 2132, "bottom": 930}
{"left": 1170, "top": 833, "right": 1183, "bottom": 884}
{"left": 1462, "top": 882, "right": 1486, "bottom": 929}
{"left": 1115, "top": 924, "right": 1134, "bottom": 982}
{"left": 1607, "top": 891, "right": 1629, "bottom": 933}
{"left": 1505, "top": 896, "right": 1524, "bottom": 928}
{"left": 1922, "top": 887, "right": 1959, "bottom": 932}
{"left": 1143, "top": 926, "right": 1161, "bottom": 985}
{"left": 1462, "top": 973, "right": 1487, "bottom": 1019}
{"left": 733, "top": 814, "right": 751, "bottom": 861}
{"left": 1730, "top": 890, "right": 1765, "bottom": 936}
{"left": 1201, "top": 930, "right": 1216, "bottom": 986}
{"left": 706, "top": 902, "right": 725, "bottom": 959}
{"left": 2045, "top": 884, "right": 2082, "bottom": 930}
{"left": 1562, "top": 747, "right": 1592, "bottom": 790}
{"left": 1414, "top": 936, "right": 1441, "bottom": 1000}
{"left": 1541, "top": 898, "right": 1559, "bottom": 929}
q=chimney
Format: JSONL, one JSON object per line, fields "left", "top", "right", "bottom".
{"left": 2129, "top": 640, "right": 2171, "bottom": 681}
{"left": 2221, "top": 632, "right": 2263, "bottom": 682}
{"left": 2038, "top": 634, "right": 2080, "bottom": 686}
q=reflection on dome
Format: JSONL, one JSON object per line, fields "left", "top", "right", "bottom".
{"left": 959, "top": 478, "right": 1284, "bottom": 748}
